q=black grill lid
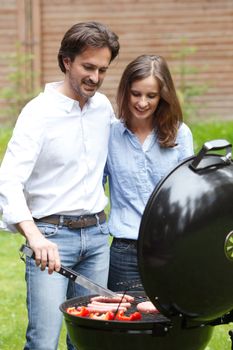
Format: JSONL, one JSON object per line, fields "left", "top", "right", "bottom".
{"left": 138, "top": 140, "right": 233, "bottom": 322}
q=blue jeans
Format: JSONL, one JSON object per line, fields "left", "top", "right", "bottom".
{"left": 24, "top": 220, "right": 110, "bottom": 350}
{"left": 108, "top": 238, "right": 144, "bottom": 292}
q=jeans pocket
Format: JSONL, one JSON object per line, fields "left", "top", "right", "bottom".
{"left": 98, "top": 221, "right": 109, "bottom": 235}
{"left": 36, "top": 223, "right": 58, "bottom": 238}
{"left": 111, "top": 239, "right": 131, "bottom": 252}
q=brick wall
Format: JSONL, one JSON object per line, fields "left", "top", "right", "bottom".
{"left": 0, "top": 0, "right": 232, "bottom": 122}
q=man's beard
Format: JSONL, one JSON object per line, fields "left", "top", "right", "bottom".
{"left": 69, "top": 73, "right": 100, "bottom": 100}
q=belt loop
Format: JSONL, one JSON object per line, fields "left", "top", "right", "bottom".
{"left": 58, "top": 215, "right": 64, "bottom": 228}
{"left": 95, "top": 214, "right": 100, "bottom": 226}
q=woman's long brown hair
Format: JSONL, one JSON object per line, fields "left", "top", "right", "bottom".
{"left": 116, "top": 55, "right": 183, "bottom": 147}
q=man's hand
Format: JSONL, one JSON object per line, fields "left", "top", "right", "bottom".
{"left": 16, "top": 220, "right": 61, "bottom": 274}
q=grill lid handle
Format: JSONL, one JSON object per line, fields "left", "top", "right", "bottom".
{"left": 190, "top": 139, "right": 232, "bottom": 171}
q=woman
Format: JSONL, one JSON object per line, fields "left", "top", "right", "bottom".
{"left": 104, "top": 54, "right": 194, "bottom": 292}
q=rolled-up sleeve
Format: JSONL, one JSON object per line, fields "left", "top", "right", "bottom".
{"left": 0, "top": 105, "right": 45, "bottom": 228}
{"left": 176, "top": 123, "right": 194, "bottom": 161}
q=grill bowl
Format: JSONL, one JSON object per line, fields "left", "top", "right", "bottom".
{"left": 60, "top": 292, "right": 213, "bottom": 350}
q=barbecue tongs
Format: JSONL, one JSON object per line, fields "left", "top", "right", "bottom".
{"left": 20, "top": 244, "right": 117, "bottom": 298}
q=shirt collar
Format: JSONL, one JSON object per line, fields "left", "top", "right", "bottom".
{"left": 119, "top": 121, "right": 131, "bottom": 135}
{"left": 119, "top": 121, "right": 141, "bottom": 138}
{"left": 118, "top": 120, "right": 157, "bottom": 143}
{"left": 44, "top": 82, "right": 96, "bottom": 112}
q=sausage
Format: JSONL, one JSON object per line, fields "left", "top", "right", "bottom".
{"left": 90, "top": 296, "right": 124, "bottom": 303}
{"left": 136, "top": 301, "right": 159, "bottom": 314}
{"left": 90, "top": 293, "right": 134, "bottom": 303}
{"left": 87, "top": 303, "right": 127, "bottom": 314}
{"left": 91, "top": 300, "right": 131, "bottom": 309}
{"left": 117, "top": 293, "right": 135, "bottom": 303}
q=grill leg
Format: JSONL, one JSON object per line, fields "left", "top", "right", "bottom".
{"left": 229, "top": 330, "right": 233, "bottom": 349}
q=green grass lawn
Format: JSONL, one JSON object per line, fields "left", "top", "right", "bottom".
{"left": 0, "top": 232, "right": 67, "bottom": 349}
{"left": 190, "top": 120, "right": 233, "bottom": 152}
{"left": 0, "top": 127, "right": 13, "bottom": 160}
{"left": 1, "top": 120, "right": 233, "bottom": 349}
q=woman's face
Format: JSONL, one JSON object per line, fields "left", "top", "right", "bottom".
{"left": 128, "top": 75, "right": 160, "bottom": 124}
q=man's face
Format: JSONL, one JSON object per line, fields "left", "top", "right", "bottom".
{"left": 63, "top": 46, "right": 111, "bottom": 105}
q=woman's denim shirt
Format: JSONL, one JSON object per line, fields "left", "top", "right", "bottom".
{"left": 104, "top": 121, "right": 194, "bottom": 240}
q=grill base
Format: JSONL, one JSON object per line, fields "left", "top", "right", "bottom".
{"left": 64, "top": 316, "right": 213, "bottom": 350}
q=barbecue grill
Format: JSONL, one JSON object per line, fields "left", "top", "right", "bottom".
{"left": 60, "top": 139, "right": 233, "bottom": 350}
{"left": 60, "top": 291, "right": 214, "bottom": 350}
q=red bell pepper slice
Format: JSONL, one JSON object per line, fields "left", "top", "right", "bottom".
{"left": 116, "top": 310, "right": 142, "bottom": 321}
{"left": 89, "top": 311, "right": 115, "bottom": 320}
{"left": 66, "top": 306, "right": 90, "bottom": 317}
{"left": 129, "top": 311, "right": 142, "bottom": 321}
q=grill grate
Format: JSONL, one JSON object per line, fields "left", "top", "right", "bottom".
{"left": 65, "top": 292, "right": 170, "bottom": 323}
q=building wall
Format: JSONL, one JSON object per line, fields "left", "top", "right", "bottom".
{"left": 0, "top": 0, "right": 233, "bottom": 122}
{"left": 0, "top": 0, "right": 18, "bottom": 124}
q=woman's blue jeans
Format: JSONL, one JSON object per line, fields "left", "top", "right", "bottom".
{"left": 108, "top": 238, "right": 144, "bottom": 292}
{"left": 24, "top": 220, "right": 110, "bottom": 350}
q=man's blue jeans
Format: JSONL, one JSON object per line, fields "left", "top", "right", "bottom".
{"left": 24, "top": 220, "right": 110, "bottom": 350}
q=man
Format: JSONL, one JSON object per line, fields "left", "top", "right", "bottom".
{"left": 0, "top": 21, "right": 120, "bottom": 350}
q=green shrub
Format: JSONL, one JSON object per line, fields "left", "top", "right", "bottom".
{"left": 172, "top": 41, "right": 209, "bottom": 122}
{"left": 0, "top": 44, "right": 40, "bottom": 125}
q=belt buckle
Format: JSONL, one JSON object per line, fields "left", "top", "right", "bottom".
{"left": 67, "top": 220, "right": 74, "bottom": 229}
{"left": 79, "top": 216, "right": 87, "bottom": 227}
{"left": 67, "top": 216, "right": 87, "bottom": 229}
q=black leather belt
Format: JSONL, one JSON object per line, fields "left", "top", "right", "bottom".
{"left": 34, "top": 211, "right": 106, "bottom": 229}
